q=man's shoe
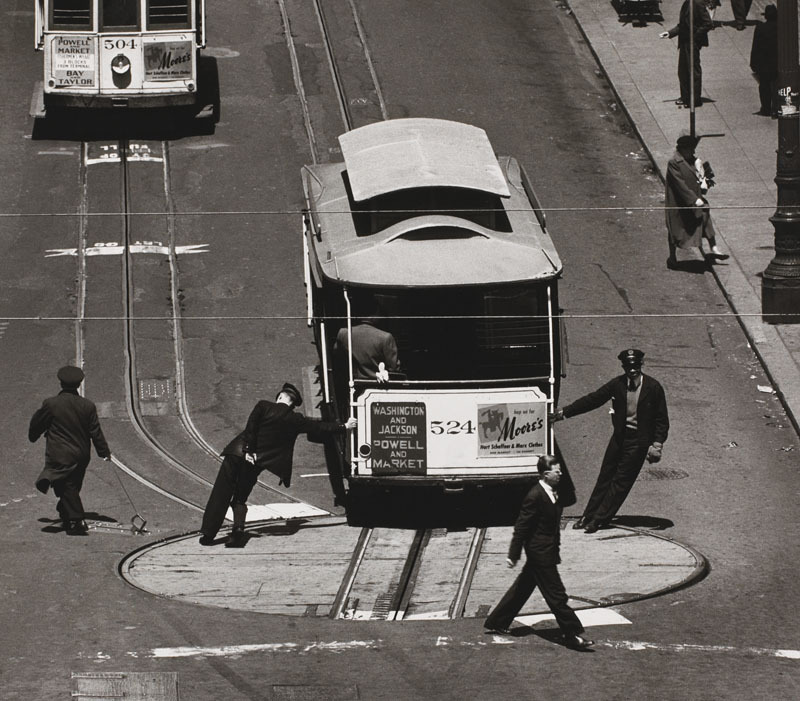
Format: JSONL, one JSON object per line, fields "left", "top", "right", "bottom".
{"left": 666, "top": 257, "right": 679, "bottom": 270}
{"left": 66, "top": 520, "right": 89, "bottom": 536}
{"left": 198, "top": 534, "right": 216, "bottom": 546}
{"left": 563, "top": 633, "right": 594, "bottom": 650}
{"left": 225, "top": 527, "right": 247, "bottom": 548}
{"left": 484, "top": 626, "right": 512, "bottom": 635}
{"left": 572, "top": 517, "right": 587, "bottom": 530}
{"left": 583, "top": 521, "right": 599, "bottom": 534}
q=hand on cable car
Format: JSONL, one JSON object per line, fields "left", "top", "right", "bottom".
{"left": 344, "top": 418, "right": 358, "bottom": 431}
{"left": 549, "top": 409, "right": 565, "bottom": 423}
{"left": 376, "top": 362, "right": 390, "bottom": 383}
{"left": 245, "top": 452, "right": 256, "bottom": 465}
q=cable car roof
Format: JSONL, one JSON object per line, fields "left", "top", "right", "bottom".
{"left": 320, "top": 216, "right": 560, "bottom": 286}
{"left": 339, "top": 118, "right": 511, "bottom": 202}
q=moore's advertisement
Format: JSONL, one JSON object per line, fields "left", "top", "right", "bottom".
{"left": 477, "top": 402, "right": 546, "bottom": 456}
{"left": 144, "top": 41, "right": 192, "bottom": 81}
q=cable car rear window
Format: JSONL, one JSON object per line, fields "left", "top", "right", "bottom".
{"left": 101, "top": 0, "right": 139, "bottom": 29}
{"left": 348, "top": 184, "right": 512, "bottom": 237}
{"left": 148, "top": 0, "right": 191, "bottom": 28}
{"left": 51, "top": 0, "right": 92, "bottom": 29}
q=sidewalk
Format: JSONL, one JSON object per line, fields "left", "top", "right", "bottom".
{"left": 569, "top": 0, "right": 800, "bottom": 435}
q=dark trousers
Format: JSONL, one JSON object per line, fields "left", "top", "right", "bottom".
{"left": 485, "top": 558, "right": 583, "bottom": 635}
{"left": 582, "top": 431, "right": 649, "bottom": 524}
{"left": 52, "top": 462, "right": 88, "bottom": 522}
{"left": 757, "top": 74, "right": 777, "bottom": 114}
{"left": 200, "top": 455, "right": 258, "bottom": 538}
{"left": 678, "top": 44, "right": 703, "bottom": 105}
{"left": 731, "top": 0, "right": 752, "bottom": 23}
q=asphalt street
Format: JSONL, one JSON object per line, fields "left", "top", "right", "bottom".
{"left": 1, "top": 0, "right": 798, "bottom": 699}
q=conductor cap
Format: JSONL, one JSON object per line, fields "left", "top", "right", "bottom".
{"left": 278, "top": 382, "right": 303, "bottom": 407}
{"left": 57, "top": 365, "right": 85, "bottom": 387}
{"left": 617, "top": 348, "right": 645, "bottom": 366}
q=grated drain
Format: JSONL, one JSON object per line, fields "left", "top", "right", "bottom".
{"left": 272, "top": 685, "right": 360, "bottom": 701}
{"left": 72, "top": 672, "right": 177, "bottom": 700}
{"left": 640, "top": 468, "right": 689, "bottom": 480}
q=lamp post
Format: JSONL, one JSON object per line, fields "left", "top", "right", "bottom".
{"left": 762, "top": 0, "right": 800, "bottom": 324}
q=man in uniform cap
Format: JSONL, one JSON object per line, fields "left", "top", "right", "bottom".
{"left": 551, "top": 349, "right": 669, "bottom": 533}
{"left": 29, "top": 366, "right": 111, "bottom": 535}
{"left": 198, "top": 382, "right": 356, "bottom": 546}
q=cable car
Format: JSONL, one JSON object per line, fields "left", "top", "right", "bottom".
{"left": 32, "top": 0, "right": 210, "bottom": 117}
{"left": 302, "top": 118, "right": 572, "bottom": 514}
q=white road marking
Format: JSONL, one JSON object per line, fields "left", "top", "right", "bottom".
{"left": 149, "top": 640, "right": 380, "bottom": 658}
{"left": 109, "top": 635, "right": 800, "bottom": 660}
{"left": 223, "top": 502, "right": 330, "bottom": 522}
{"left": 45, "top": 243, "right": 208, "bottom": 257}
{"left": 604, "top": 640, "right": 800, "bottom": 660}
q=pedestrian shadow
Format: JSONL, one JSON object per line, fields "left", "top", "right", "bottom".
{"left": 667, "top": 259, "right": 711, "bottom": 274}
{"left": 610, "top": 515, "right": 674, "bottom": 530}
{"left": 610, "top": 0, "right": 664, "bottom": 26}
{"left": 248, "top": 519, "right": 307, "bottom": 537}
{"left": 515, "top": 626, "right": 597, "bottom": 652}
{"left": 39, "top": 512, "right": 117, "bottom": 533}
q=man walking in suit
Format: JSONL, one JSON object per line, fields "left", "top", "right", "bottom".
{"left": 484, "top": 455, "right": 593, "bottom": 649}
{"left": 29, "top": 366, "right": 112, "bottom": 535}
{"left": 201, "top": 382, "right": 356, "bottom": 546}
{"left": 552, "top": 349, "right": 669, "bottom": 534}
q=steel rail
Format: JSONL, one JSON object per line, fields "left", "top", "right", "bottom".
{"left": 449, "top": 527, "right": 486, "bottom": 619}
{"left": 329, "top": 526, "right": 373, "bottom": 619}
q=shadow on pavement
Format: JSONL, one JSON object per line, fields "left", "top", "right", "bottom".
{"left": 610, "top": 514, "right": 674, "bottom": 530}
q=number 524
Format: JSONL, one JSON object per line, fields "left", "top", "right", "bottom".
{"left": 430, "top": 420, "right": 475, "bottom": 435}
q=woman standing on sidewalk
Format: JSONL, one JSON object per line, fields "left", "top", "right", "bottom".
{"left": 665, "top": 133, "right": 729, "bottom": 268}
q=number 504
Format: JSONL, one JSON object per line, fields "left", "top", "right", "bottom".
{"left": 430, "top": 420, "right": 475, "bottom": 435}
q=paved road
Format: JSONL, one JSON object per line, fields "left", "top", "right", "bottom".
{"left": 2, "top": 0, "right": 798, "bottom": 699}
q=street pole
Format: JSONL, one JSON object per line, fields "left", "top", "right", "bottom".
{"left": 762, "top": 0, "right": 800, "bottom": 324}
{"left": 689, "top": 0, "right": 695, "bottom": 137}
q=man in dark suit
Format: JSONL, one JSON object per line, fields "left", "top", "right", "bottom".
{"left": 484, "top": 455, "right": 593, "bottom": 650}
{"left": 660, "top": 0, "right": 714, "bottom": 108}
{"left": 552, "top": 349, "right": 669, "bottom": 534}
{"left": 334, "top": 315, "right": 400, "bottom": 383}
{"left": 201, "top": 382, "right": 356, "bottom": 546}
{"left": 29, "top": 366, "right": 112, "bottom": 535}
{"left": 750, "top": 5, "right": 778, "bottom": 116}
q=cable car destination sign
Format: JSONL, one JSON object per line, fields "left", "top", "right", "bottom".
{"left": 362, "top": 388, "right": 548, "bottom": 476}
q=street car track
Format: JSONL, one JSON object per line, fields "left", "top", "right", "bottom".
{"left": 281, "top": 1, "right": 491, "bottom": 620}
{"left": 72, "top": 138, "right": 299, "bottom": 511}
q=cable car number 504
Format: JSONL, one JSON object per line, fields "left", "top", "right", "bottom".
{"left": 104, "top": 39, "right": 138, "bottom": 50}
{"left": 430, "top": 420, "right": 476, "bottom": 435}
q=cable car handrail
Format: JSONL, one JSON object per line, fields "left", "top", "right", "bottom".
{"left": 351, "top": 376, "right": 552, "bottom": 386}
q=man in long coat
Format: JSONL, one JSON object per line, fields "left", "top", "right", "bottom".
{"left": 484, "top": 455, "right": 593, "bottom": 649}
{"left": 202, "top": 382, "right": 356, "bottom": 545}
{"left": 29, "top": 366, "right": 111, "bottom": 534}
{"left": 552, "top": 349, "right": 669, "bottom": 533}
{"left": 665, "top": 133, "right": 728, "bottom": 268}
{"left": 750, "top": 5, "right": 778, "bottom": 116}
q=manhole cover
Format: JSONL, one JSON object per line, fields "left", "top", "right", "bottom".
{"left": 272, "top": 685, "right": 359, "bottom": 701}
{"left": 640, "top": 468, "right": 689, "bottom": 480}
{"left": 72, "top": 672, "right": 177, "bottom": 700}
